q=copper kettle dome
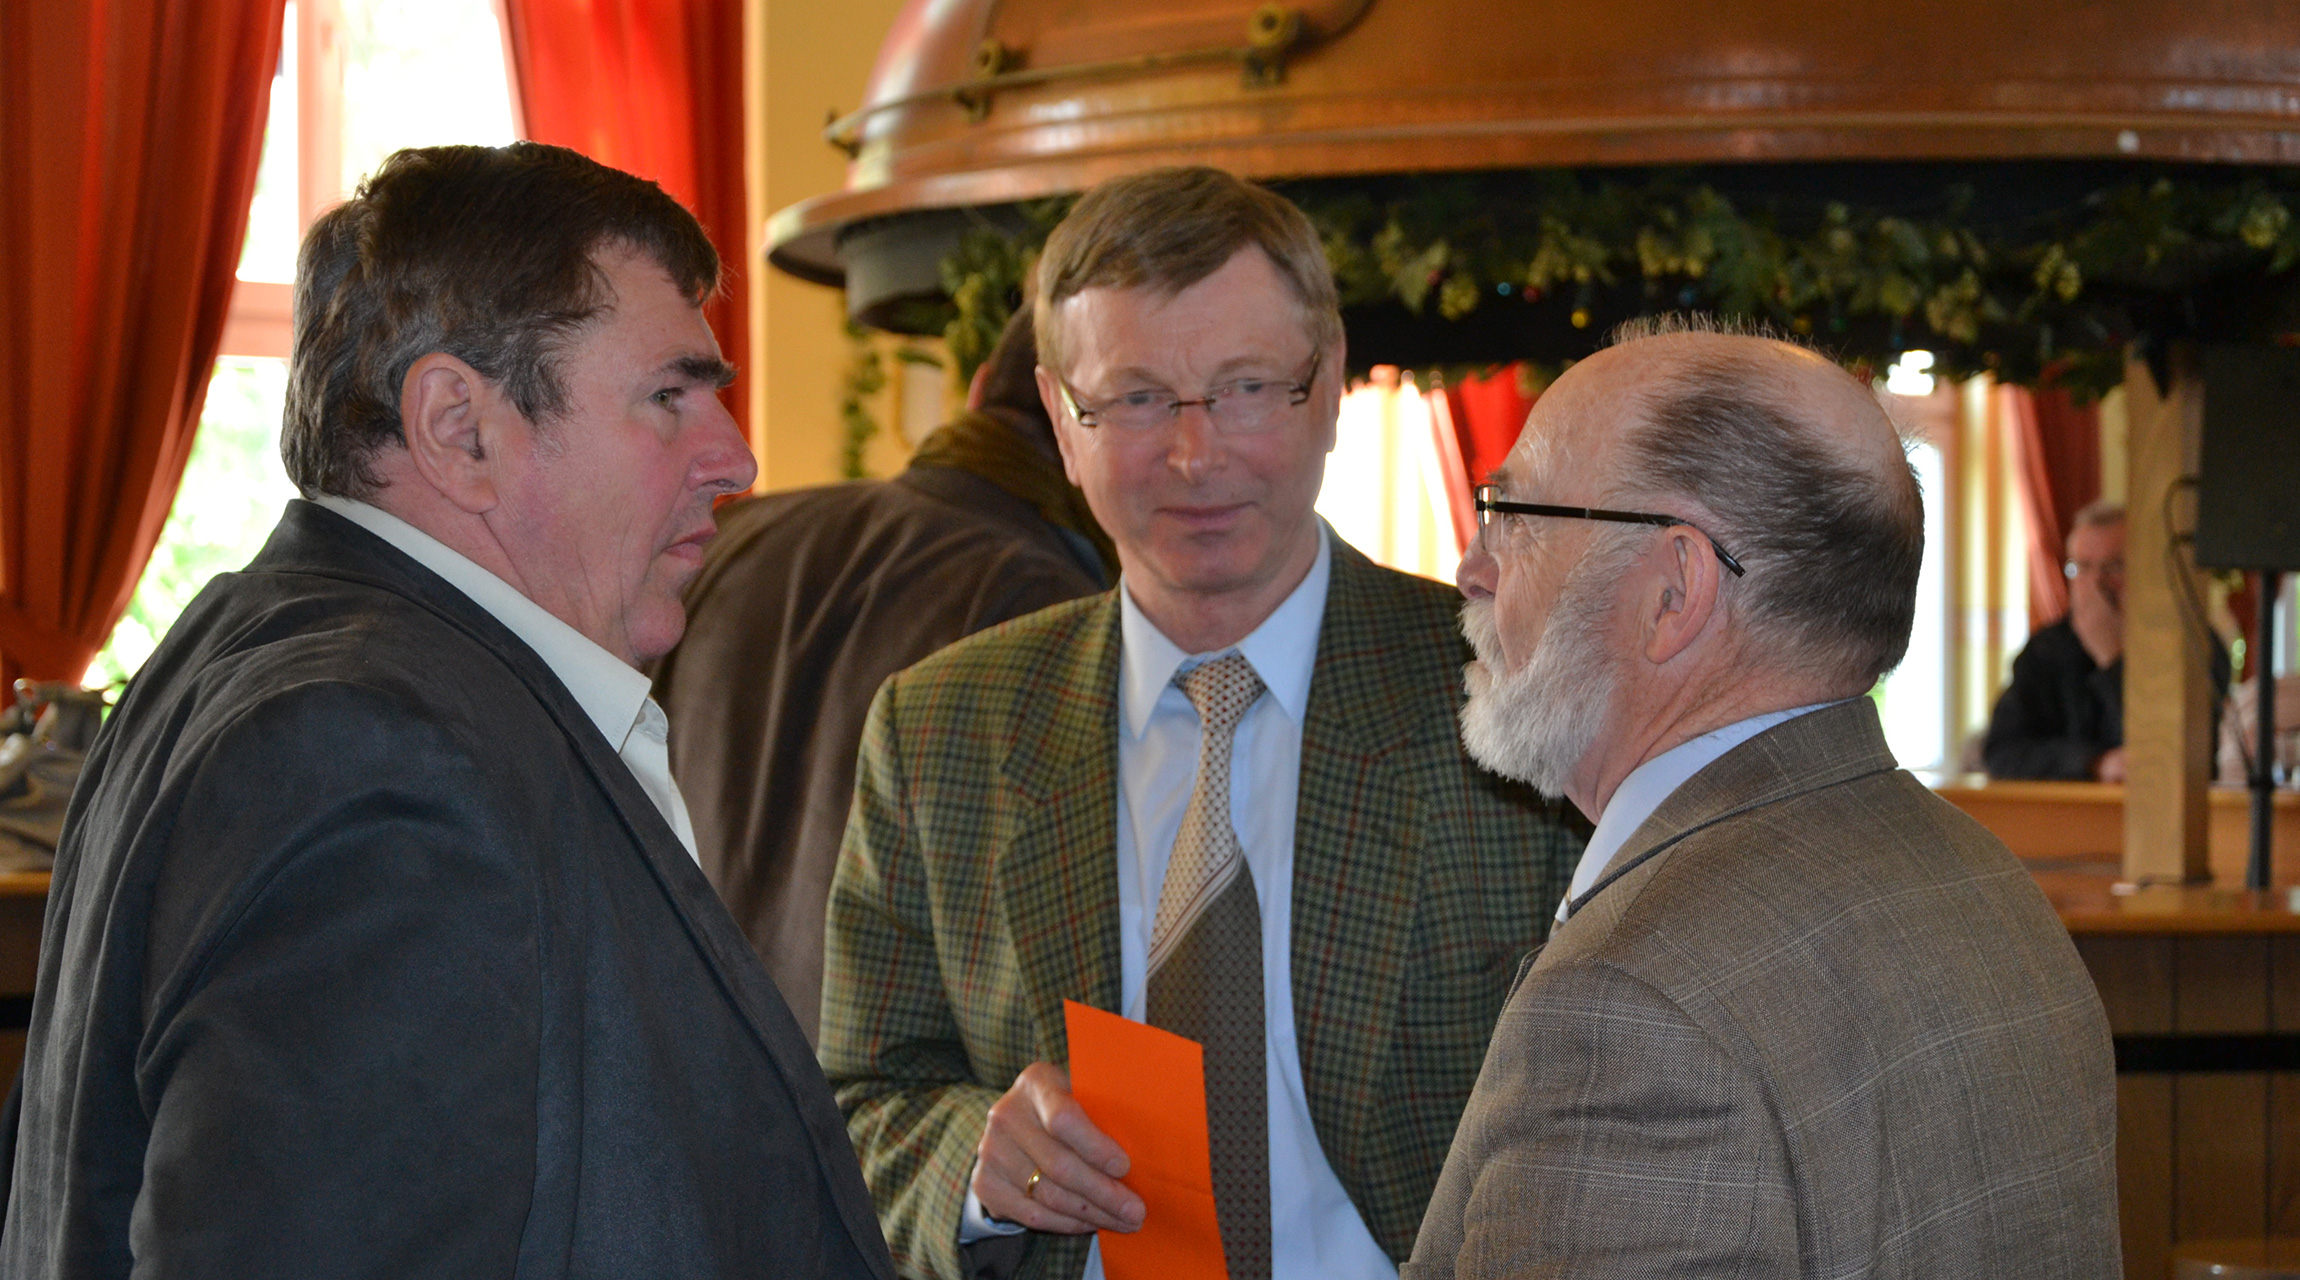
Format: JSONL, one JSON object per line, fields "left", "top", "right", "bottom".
{"left": 770, "top": 0, "right": 2300, "bottom": 338}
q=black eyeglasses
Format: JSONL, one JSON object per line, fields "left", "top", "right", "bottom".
{"left": 1472, "top": 484, "right": 1747, "bottom": 577}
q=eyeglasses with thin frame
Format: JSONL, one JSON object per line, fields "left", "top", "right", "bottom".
{"left": 1472, "top": 483, "right": 1748, "bottom": 577}
{"left": 1057, "top": 352, "right": 1322, "bottom": 436}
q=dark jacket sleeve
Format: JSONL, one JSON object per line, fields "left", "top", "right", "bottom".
{"left": 131, "top": 681, "right": 543, "bottom": 1278}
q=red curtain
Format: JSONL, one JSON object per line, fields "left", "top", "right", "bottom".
{"left": 0, "top": 0, "right": 286, "bottom": 691}
{"left": 501, "top": 0, "right": 750, "bottom": 443}
{"left": 1444, "top": 364, "right": 1539, "bottom": 488}
{"left": 2001, "top": 383, "right": 2102, "bottom": 627}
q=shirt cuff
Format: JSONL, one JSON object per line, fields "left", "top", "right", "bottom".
{"left": 959, "top": 1160, "right": 1029, "bottom": 1245}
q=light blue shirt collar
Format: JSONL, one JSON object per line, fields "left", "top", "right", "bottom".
{"left": 1118, "top": 523, "right": 1330, "bottom": 740}
{"left": 1560, "top": 699, "right": 1845, "bottom": 920}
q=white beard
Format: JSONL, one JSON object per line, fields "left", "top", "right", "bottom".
{"left": 1458, "top": 567, "right": 1622, "bottom": 797}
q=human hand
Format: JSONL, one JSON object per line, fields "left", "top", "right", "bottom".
{"left": 971, "top": 1062, "right": 1146, "bottom": 1235}
{"left": 2094, "top": 747, "right": 2128, "bottom": 783}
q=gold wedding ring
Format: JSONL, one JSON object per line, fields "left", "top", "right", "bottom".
{"left": 1024, "top": 1168, "right": 1044, "bottom": 1200}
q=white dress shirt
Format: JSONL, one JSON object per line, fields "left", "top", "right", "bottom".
{"left": 312, "top": 496, "right": 699, "bottom": 862}
{"left": 1558, "top": 700, "right": 1840, "bottom": 923}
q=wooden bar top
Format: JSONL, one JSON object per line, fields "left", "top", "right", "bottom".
{"left": 0, "top": 872, "right": 49, "bottom": 900}
{"left": 1936, "top": 777, "right": 2300, "bottom": 934}
{"left": 2038, "top": 877, "right": 2300, "bottom": 934}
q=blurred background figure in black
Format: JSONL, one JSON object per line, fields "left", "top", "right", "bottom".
{"left": 1983, "top": 500, "right": 2229, "bottom": 781}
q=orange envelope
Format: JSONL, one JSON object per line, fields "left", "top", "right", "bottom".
{"left": 1063, "top": 999, "right": 1230, "bottom": 1280}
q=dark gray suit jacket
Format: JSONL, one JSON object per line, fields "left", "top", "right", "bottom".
{"left": 1407, "top": 699, "right": 2121, "bottom": 1279}
{"left": 2, "top": 501, "right": 897, "bottom": 1280}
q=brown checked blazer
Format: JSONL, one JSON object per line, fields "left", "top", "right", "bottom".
{"left": 821, "top": 538, "right": 1587, "bottom": 1280}
{"left": 1406, "top": 698, "right": 2122, "bottom": 1280}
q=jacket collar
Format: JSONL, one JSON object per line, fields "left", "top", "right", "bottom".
{"left": 1565, "top": 696, "right": 1900, "bottom": 919}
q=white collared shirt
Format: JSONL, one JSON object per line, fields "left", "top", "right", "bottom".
{"left": 313, "top": 496, "right": 699, "bottom": 862}
{"left": 1558, "top": 700, "right": 1840, "bottom": 923}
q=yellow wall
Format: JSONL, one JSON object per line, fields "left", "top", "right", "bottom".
{"left": 748, "top": 0, "right": 915, "bottom": 490}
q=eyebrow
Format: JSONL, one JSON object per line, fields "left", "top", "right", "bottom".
{"left": 659, "top": 355, "right": 738, "bottom": 390}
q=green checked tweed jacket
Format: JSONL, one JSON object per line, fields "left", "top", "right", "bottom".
{"left": 821, "top": 539, "right": 1586, "bottom": 1280}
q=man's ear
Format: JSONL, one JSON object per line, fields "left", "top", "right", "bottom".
{"left": 398, "top": 353, "right": 506, "bottom": 515}
{"left": 1642, "top": 526, "right": 1724, "bottom": 666}
{"left": 1036, "top": 364, "right": 1086, "bottom": 488}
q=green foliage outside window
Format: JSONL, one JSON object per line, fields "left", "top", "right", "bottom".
{"left": 87, "top": 359, "right": 300, "bottom": 689}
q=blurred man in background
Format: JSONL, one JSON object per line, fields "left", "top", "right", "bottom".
{"left": 1984, "top": 499, "right": 2228, "bottom": 780}
{"left": 652, "top": 308, "right": 1112, "bottom": 1040}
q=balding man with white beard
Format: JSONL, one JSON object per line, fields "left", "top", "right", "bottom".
{"left": 1403, "top": 319, "right": 2122, "bottom": 1280}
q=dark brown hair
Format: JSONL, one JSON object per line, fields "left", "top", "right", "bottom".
{"left": 283, "top": 142, "right": 719, "bottom": 498}
{"left": 1032, "top": 166, "right": 1342, "bottom": 376}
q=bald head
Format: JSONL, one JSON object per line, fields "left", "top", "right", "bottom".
{"left": 1522, "top": 323, "right": 1923, "bottom": 692}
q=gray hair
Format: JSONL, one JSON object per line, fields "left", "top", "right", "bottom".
{"left": 1604, "top": 314, "right": 1927, "bottom": 687}
{"left": 2070, "top": 498, "right": 2125, "bottom": 531}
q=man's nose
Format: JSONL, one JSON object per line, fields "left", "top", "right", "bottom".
{"left": 1458, "top": 532, "right": 1497, "bottom": 600}
{"left": 1164, "top": 403, "right": 1220, "bottom": 481}
{"left": 694, "top": 396, "right": 759, "bottom": 493}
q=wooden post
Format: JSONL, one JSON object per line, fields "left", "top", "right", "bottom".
{"left": 2123, "top": 354, "right": 2215, "bottom": 884}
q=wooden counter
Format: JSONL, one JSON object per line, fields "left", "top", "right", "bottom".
{"left": 1935, "top": 778, "right": 2300, "bottom": 888}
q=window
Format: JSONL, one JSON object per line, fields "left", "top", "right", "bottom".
{"left": 1316, "top": 370, "right": 1464, "bottom": 582}
{"left": 90, "top": 0, "right": 517, "bottom": 685}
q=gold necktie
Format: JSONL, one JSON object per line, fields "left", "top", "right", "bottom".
{"left": 1146, "top": 652, "right": 1270, "bottom": 1280}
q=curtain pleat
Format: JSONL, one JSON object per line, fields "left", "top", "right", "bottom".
{"left": 0, "top": 0, "right": 286, "bottom": 690}
{"left": 2002, "top": 383, "right": 2102, "bottom": 629}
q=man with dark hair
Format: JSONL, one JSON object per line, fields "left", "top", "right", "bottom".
{"left": 3, "top": 143, "right": 896, "bottom": 1279}
{"left": 822, "top": 166, "right": 1584, "bottom": 1280}
{"left": 651, "top": 307, "right": 1113, "bottom": 1042}
{"left": 1405, "top": 319, "right": 2120, "bottom": 1278}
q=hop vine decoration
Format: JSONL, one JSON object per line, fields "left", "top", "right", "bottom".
{"left": 922, "top": 168, "right": 2300, "bottom": 402}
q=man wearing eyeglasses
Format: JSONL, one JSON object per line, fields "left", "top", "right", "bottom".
{"left": 819, "top": 167, "right": 1585, "bottom": 1280}
{"left": 1405, "top": 318, "right": 2119, "bottom": 1278}
{"left": 1983, "top": 500, "right": 2227, "bottom": 781}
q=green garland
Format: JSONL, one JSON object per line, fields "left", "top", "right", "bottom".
{"left": 839, "top": 322, "right": 949, "bottom": 479}
{"left": 838, "top": 320, "right": 887, "bottom": 480}
{"left": 923, "top": 168, "right": 2300, "bottom": 401}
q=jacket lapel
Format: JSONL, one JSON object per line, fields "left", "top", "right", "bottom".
{"left": 1289, "top": 543, "right": 1429, "bottom": 1188}
{"left": 995, "top": 594, "right": 1127, "bottom": 1061}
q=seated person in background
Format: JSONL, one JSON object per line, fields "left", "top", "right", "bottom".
{"left": 1983, "top": 499, "right": 2228, "bottom": 780}
{"left": 651, "top": 307, "right": 1113, "bottom": 1043}
{"left": 3, "top": 143, "right": 894, "bottom": 1279}
{"left": 1408, "top": 317, "right": 2120, "bottom": 1279}
{"left": 2220, "top": 669, "right": 2300, "bottom": 784}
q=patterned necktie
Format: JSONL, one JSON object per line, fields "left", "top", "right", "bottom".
{"left": 1146, "top": 653, "right": 1271, "bottom": 1280}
